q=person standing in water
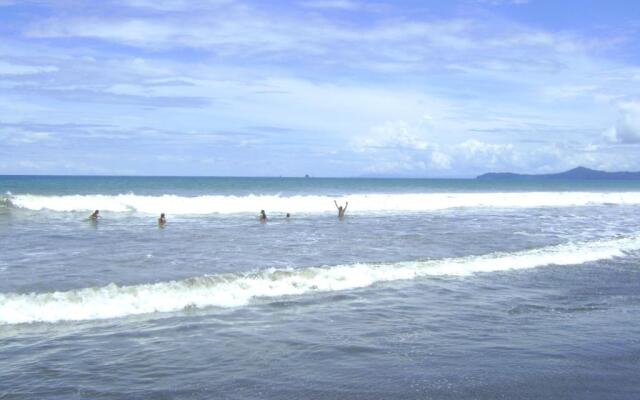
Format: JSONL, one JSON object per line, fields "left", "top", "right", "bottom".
{"left": 259, "top": 210, "right": 267, "bottom": 222}
{"left": 88, "top": 210, "right": 100, "bottom": 220}
{"left": 334, "top": 200, "right": 348, "bottom": 219}
{"left": 158, "top": 213, "right": 166, "bottom": 227}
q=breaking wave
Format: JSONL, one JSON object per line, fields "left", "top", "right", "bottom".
{"left": 5, "top": 192, "right": 640, "bottom": 214}
{"left": 2, "top": 234, "right": 639, "bottom": 324}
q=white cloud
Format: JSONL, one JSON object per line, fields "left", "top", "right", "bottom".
{"left": 0, "top": 61, "right": 58, "bottom": 75}
{"left": 300, "top": 0, "right": 361, "bottom": 10}
{"left": 120, "top": 0, "right": 234, "bottom": 11}
{"left": 24, "top": 5, "right": 594, "bottom": 74}
{"left": 0, "top": 127, "right": 55, "bottom": 144}
{"left": 475, "top": 0, "right": 530, "bottom": 5}
{"left": 244, "top": 78, "right": 451, "bottom": 135}
{"left": 355, "top": 121, "right": 430, "bottom": 151}
{"left": 353, "top": 120, "right": 453, "bottom": 174}
{"left": 603, "top": 102, "right": 640, "bottom": 144}
{"left": 18, "top": 131, "right": 53, "bottom": 143}
{"left": 458, "top": 139, "right": 514, "bottom": 159}
{"left": 27, "top": 13, "right": 309, "bottom": 54}
{"left": 541, "top": 85, "right": 598, "bottom": 100}
{"left": 430, "top": 150, "right": 452, "bottom": 170}
{"left": 455, "top": 139, "right": 519, "bottom": 171}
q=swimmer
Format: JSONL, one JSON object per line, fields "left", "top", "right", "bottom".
{"left": 259, "top": 210, "right": 267, "bottom": 222}
{"left": 88, "top": 210, "right": 100, "bottom": 220}
{"left": 158, "top": 213, "right": 166, "bottom": 226}
{"left": 285, "top": 213, "right": 291, "bottom": 219}
{"left": 334, "top": 200, "right": 348, "bottom": 219}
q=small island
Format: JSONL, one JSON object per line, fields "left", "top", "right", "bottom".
{"left": 477, "top": 166, "right": 640, "bottom": 180}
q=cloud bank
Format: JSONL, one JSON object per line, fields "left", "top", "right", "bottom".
{"left": 0, "top": 0, "right": 639, "bottom": 176}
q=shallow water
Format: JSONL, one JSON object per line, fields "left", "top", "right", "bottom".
{"left": 1, "top": 176, "right": 640, "bottom": 399}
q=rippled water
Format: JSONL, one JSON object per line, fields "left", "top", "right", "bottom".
{"left": 1, "top": 176, "right": 640, "bottom": 399}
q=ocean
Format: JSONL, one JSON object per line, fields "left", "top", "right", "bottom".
{"left": 1, "top": 175, "right": 640, "bottom": 399}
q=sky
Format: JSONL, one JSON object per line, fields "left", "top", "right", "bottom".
{"left": 0, "top": 0, "right": 639, "bottom": 177}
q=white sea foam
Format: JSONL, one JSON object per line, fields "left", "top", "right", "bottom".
{"left": 7, "top": 192, "right": 640, "bottom": 214}
{"left": 2, "top": 234, "right": 639, "bottom": 324}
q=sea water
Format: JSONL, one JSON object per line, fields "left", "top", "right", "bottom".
{"left": 1, "top": 176, "right": 640, "bottom": 399}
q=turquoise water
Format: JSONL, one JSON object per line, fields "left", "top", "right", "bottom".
{"left": 1, "top": 176, "right": 640, "bottom": 399}
{"left": 3, "top": 175, "right": 640, "bottom": 196}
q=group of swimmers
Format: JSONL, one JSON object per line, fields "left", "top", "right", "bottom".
{"left": 88, "top": 201, "right": 349, "bottom": 226}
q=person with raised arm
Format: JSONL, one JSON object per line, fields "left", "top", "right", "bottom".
{"left": 334, "top": 200, "right": 348, "bottom": 219}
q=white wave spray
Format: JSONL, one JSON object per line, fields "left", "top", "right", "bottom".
{"left": 1, "top": 234, "right": 639, "bottom": 324}
{"left": 7, "top": 192, "right": 640, "bottom": 214}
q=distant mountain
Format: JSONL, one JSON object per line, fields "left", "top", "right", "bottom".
{"left": 477, "top": 167, "right": 640, "bottom": 180}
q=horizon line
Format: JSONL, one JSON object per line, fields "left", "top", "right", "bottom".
{"left": 0, "top": 173, "right": 479, "bottom": 179}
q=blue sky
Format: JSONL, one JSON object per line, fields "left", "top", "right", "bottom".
{"left": 1, "top": 0, "right": 639, "bottom": 177}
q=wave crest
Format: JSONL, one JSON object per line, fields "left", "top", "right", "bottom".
{"left": 1, "top": 234, "right": 638, "bottom": 324}
{"left": 6, "top": 192, "right": 640, "bottom": 214}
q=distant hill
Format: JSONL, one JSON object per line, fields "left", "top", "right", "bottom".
{"left": 477, "top": 167, "right": 640, "bottom": 180}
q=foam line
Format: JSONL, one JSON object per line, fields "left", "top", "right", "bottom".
{"left": 6, "top": 192, "right": 640, "bottom": 214}
{"left": 1, "top": 234, "right": 638, "bottom": 324}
